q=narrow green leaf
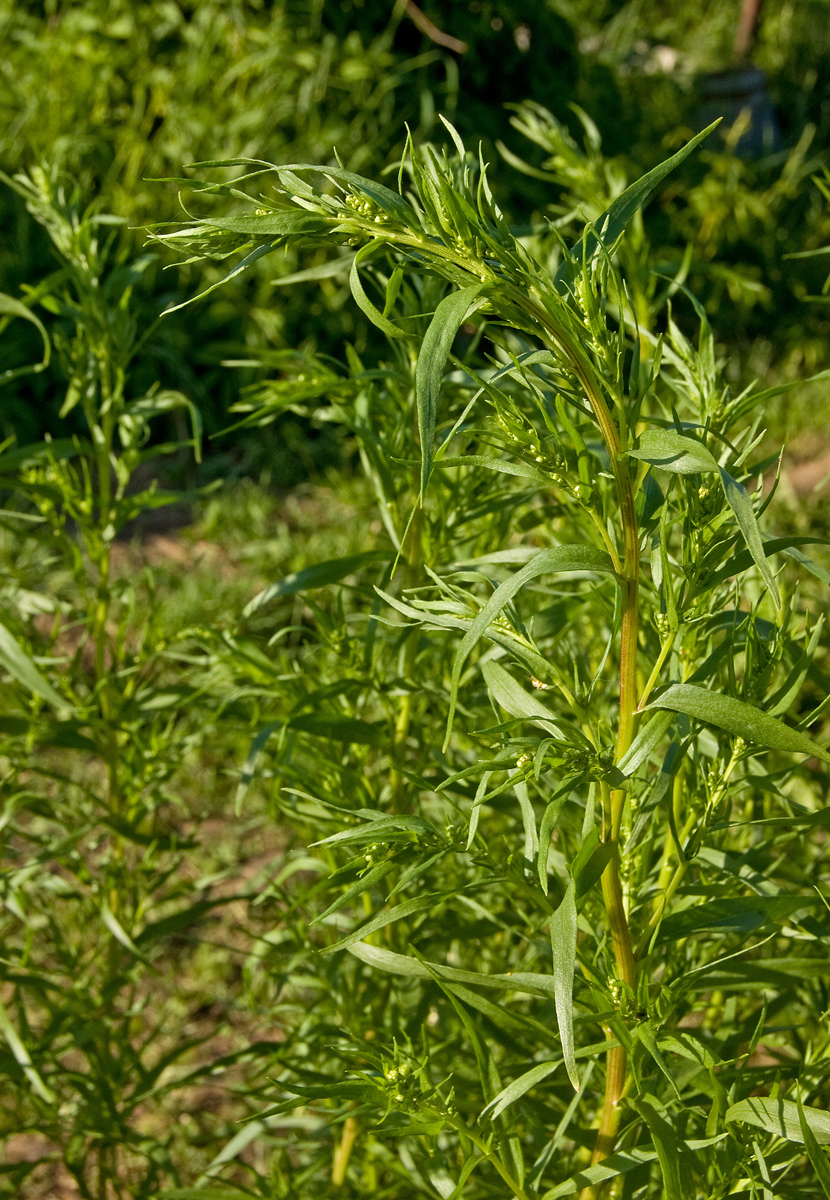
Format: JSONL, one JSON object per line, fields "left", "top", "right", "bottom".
{"left": 538, "top": 779, "right": 578, "bottom": 894}
{"left": 0, "top": 621, "right": 69, "bottom": 711}
{"left": 618, "top": 710, "right": 675, "bottom": 775}
{"left": 727, "top": 1097, "right": 830, "bottom": 1145}
{"left": 349, "top": 240, "right": 407, "bottom": 339}
{"left": 445, "top": 546, "right": 614, "bottom": 748}
{"left": 163, "top": 241, "right": 277, "bottom": 314}
{"left": 626, "top": 435, "right": 780, "bottom": 606}
{"left": 648, "top": 682, "right": 830, "bottom": 762}
{"left": 312, "top": 814, "right": 436, "bottom": 848}
{"left": 243, "top": 550, "right": 393, "bottom": 616}
{"left": 0, "top": 997, "right": 54, "bottom": 1103}
{"left": 382, "top": 265, "right": 405, "bottom": 318}
{"left": 321, "top": 892, "right": 442, "bottom": 954}
{"left": 201, "top": 209, "right": 328, "bottom": 237}
{"left": 314, "top": 860, "right": 397, "bottom": 925}
{"left": 541, "top": 1148, "right": 658, "bottom": 1198}
{"left": 235, "top": 720, "right": 281, "bottom": 813}
{"left": 631, "top": 1095, "right": 693, "bottom": 1200}
{"left": 101, "top": 900, "right": 146, "bottom": 961}
{"left": 416, "top": 283, "right": 485, "bottom": 499}
{"left": 270, "top": 253, "right": 356, "bottom": 286}
{"left": 347, "top": 941, "right": 558, "bottom": 1000}
{"left": 554, "top": 121, "right": 719, "bottom": 293}
{"left": 435, "top": 455, "right": 552, "bottom": 486}
{"left": 571, "top": 830, "right": 613, "bottom": 900}
{"left": 481, "top": 659, "right": 592, "bottom": 747}
{"left": 798, "top": 1092, "right": 830, "bottom": 1194}
{"left": 703, "top": 535, "right": 830, "bottom": 591}
{"left": 482, "top": 1060, "right": 560, "bottom": 1120}
{"left": 0, "top": 292, "right": 50, "bottom": 385}
{"left": 550, "top": 879, "right": 579, "bottom": 1091}
{"left": 136, "top": 899, "right": 229, "bottom": 946}
{"left": 657, "top": 895, "right": 815, "bottom": 940}
{"left": 718, "top": 467, "right": 780, "bottom": 607}
{"left": 283, "top": 1079, "right": 380, "bottom": 1101}
{"left": 277, "top": 161, "right": 415, "bottom": 222}
{"left": 626, "top": 429, "right": 718, "bottom": 474}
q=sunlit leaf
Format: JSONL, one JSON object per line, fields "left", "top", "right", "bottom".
{"left": 648, "top": 683, "right": 830, "bottom": 762}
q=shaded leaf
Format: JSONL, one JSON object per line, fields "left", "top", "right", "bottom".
{"left": 630, "top": 1095, "right": 693, "bottom": 1200}
{"left": 727, "top": 1097, "right": 830, "bottom": 1145}
{"left": 551, "top": 879, "right": 579, "bottom": 1091}
{"left": 0, "top": 292, "right": 50, "bottom": 384}
{"left": 288, "top": 713, "right": 386, "bottom": 746}
{"left": 243, "top": 550, "right": 393, "bottom": 616}
{"left": 658, "top": 895, "right": 815, "bottom": 940}
{"left": 798, "top": 1092, "right": 830, "bottom": 1195}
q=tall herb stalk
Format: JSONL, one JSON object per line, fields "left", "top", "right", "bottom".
{"left": 153, "top": 123, "right": 830, "bottom": 1196}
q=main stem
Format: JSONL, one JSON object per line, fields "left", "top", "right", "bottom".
{"left": 522, "top": 304, "right": 640, "bottom": 1186}
{"left": 585, "top": 434, "right": 639, "bottom": 1195}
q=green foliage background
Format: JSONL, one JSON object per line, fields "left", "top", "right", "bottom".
{"left": 2, "top": 0, "right": 829, "bottom": 462}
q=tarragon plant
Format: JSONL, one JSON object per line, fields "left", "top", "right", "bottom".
{"left": 156, "top": 122, "right": 830, "bottom": 1197}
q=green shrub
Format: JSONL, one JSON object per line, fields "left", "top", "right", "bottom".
{"left": 154, "top": 120, "right": 830, "bottom": 1196}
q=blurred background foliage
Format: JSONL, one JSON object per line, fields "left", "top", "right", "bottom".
{"left": 1, "top": 0, "right": 829, "bottom": 478}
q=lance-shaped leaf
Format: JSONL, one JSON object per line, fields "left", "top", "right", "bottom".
{"left": 416, "top": 283, "right": 485, "bottom": 500}
{"left": 481, "top": 659, "right": 593, "bottom": 747}
{"left": 798, "top": 1092, "right": 830, "bottom": 1194}
{"left": 627, "top": 429, "right": 779, "bottom": 605}
{"left": 350, "top": 240, "right": 408, "bottom": 339}
{"left": 244, "top": 550, "right": 393, "bottom": 616}
{"left": 0, "top": 620, "right": 70, "bottom": 712}
{"left": 348, "top": 940, "right": 559, "bottom": 999}
{"left": 727, "top": 1097, "right": 830, "bottom": 1144}
{"left": 0, "top": 292, "right": 50, "bottom": 385}
{"left": 482, "top": 1060, "right": 561, "bottom": 1121}
{"left": 647, "top": 682, "right": 830, "bottom": 763}
{"left": 550, "top": 878, "right": 579, "bottom": 1091}
{"left": 627, "top": 429, "right": 719, "bottom": 475}
{"left": 277, "top": 161, "right": 416, "bottom": 223}
{"left": 444, "top": 545, "right": 615, "bottom": 748}
{"left": 617, "top": 710, "right": 676, "bottom": 777}
{"left": 719, "top": 467, "right": 779, "bottom": 606}
{"left": 554, "top": 121, "right": 719, "bottom": 293}
{"left": 200, "top": 209, "right": 330, "bottom": 237}
{"left": 630, "top": 1095, "right": 694, "bottom": 1200}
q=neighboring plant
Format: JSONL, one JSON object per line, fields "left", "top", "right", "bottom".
{"left": 156, "top": 122, "right": 830, "bottom": 1196}
{"left": 0, "top": 0, "right": 460, "bottom": 444}
{"left": 0, "top": 169, "right": 282, "bottom": 1200}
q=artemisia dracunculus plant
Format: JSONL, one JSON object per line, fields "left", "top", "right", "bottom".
{"left": 154, "top": 121, "right": 830, "bottom": 1197}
